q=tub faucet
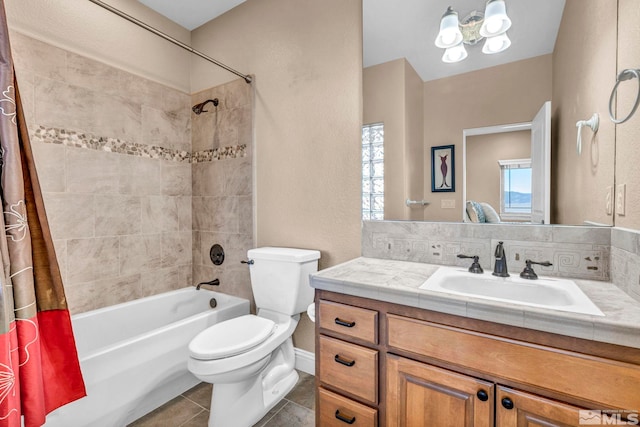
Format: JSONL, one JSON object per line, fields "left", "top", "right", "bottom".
{"left": 196, "top": 279, "right": 220, "bottom": 290}
{"left": 492, "top": 241, "right": 509, "bottom": 277}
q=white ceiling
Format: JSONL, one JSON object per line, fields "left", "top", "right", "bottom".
{"left": 138, "top": 0, "right": 566, "bottom": 82}
{"left": 137, "top": 0, "right": 246, "bottom": 30}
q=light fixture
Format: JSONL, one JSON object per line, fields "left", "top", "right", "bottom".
{"left": 435, "top": 7, "right": 463, "bottom": 48}
{"left": 434, "top": 0, "right": 512, "bottom": 63}
{"left": 480, "top": 0, "right": 512, "bottom": 38}
{"left": 482, "top": 33, "right": 511, "bottom": 54}
{"left": 442, "top": 44, "right": 468, "bottom": 63}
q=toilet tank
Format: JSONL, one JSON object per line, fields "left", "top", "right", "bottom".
{"left": 247, "top": 247, "right": 320, "bottom": 316}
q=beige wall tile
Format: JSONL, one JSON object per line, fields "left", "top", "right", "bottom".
{"left": 177, "top": 195, "right": 192, "bottom": 231}
{"left": 212, "top": 196, "right": 239, "bottom": 234}
{"left": 140, "top": 265, "right": 190, "bottom": 296}
{"left": 162, "top": 231, "right": 192, "bottom": 267}
{"left": 66, "top": 147, "right": 119, "bottom": 193}
{"left": 192, "top": 196, "right": 214, "bottom": 231}
{"left": 223, "top": 78, "right": 252, "bottom": 110}
{"left": 119, "top": 72, "right": 165, "bottom": 108}
{"left": 192, "top": 231, "right": 202, "bottom": 268}
{"left": 120, "top": 234, "right": 162, "bottom": 275}
{"left": 192, "top": 162, "right": 224, "bottom": 197}
{"left": 142, "top": 105, "right": 190, "bottom": 151}
{"left": 161, "top": 161, "right": 191, "bottom": 196}
{"left": 95, "top": 195, "right": 142, "bottom": 236}
{"left": 35, "top": 78, "right": 98, "bottom": 132}
{"left": 191, "top": 110, "right": 215, "bottom": 152}
{"left": 92, "top": 94, "right": 142, "bottom": 143}
{"left": 118, "top": 155, "right": 161, "bottom": 196}
{"left": 67, "top": 237, "right": 119, "bottom": 284}
{"left": 44, "top": 193, "right": 95, "bottom": 240}
{"left": 222, "top": 157, "right": 251, "bottom": 196}
{"left": 66, "top": 274, "right": 142, "bottom": 314}
{"left": 66, "top": 52, "right": 121, "bottom": 95}
{"left": 31, "top": 141, "right": 65, "bottom": 193}
{"left": 9, "top": 31, "right": 67, "bottom": 81}
{"left": 141, "top": 196, "right": 164, "bottom": 234}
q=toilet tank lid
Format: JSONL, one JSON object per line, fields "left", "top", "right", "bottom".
{"left": 248, "top": 247, "right": 320, "bottom": 263}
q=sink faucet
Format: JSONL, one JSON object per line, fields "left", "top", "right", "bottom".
{"left": 492, "top": 241, "right": 509, "bottom": 277}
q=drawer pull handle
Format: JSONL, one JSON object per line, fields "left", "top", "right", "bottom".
{"left": 334, "top": 354, "right": 356, "bottom": 367}
{"left": 501, "top": 397, "right": 514, "bottom": 410}
{"left": 335, "top": 409, "right": 356, "bottom": 424}
{"left": 335, "top": 318, "right": 356, "bottom": 328}
{"left": 476, "top": 389, "right": 489, "bottom": 401}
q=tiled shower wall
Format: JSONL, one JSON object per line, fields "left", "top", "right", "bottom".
{"left": 191, "top": 81, "right": 254, "bottom": 307}
{"left": 12, "top": 32, "right": 193, "bottom": 313}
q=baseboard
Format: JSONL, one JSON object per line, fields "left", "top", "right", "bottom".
{"left": 294, "top": 348, "right": 315, "bottom": 375}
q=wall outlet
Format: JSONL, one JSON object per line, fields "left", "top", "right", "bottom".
{"left": 605, "top": 186, "right": 613, "bottom": 215}
{"left": 616, "top": 184, "right": 626, "bottom": 216}
{"left": 441, "top": 199, "right": 456, "bottom": 209}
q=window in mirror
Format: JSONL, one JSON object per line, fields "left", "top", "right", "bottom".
{"left": 362, "top": 123, "right": 384, "bottom": 220}
{"left": 499, "top": 158, "right": 532, "bottom": 220}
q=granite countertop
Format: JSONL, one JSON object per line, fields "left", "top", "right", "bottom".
{"left": 310, "top": 257, "right": 640, "bottom": 350}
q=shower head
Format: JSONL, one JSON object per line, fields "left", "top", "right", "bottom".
{"left": 192, "top": 98, "right": 219, "bottom": 115}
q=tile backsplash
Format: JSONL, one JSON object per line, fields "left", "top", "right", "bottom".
{"left": 362, "top": 221, "right": 612, "bottom": 281}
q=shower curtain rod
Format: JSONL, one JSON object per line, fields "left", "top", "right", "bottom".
{"left": 87, "top": 0, "right": 252, "bottom": 84}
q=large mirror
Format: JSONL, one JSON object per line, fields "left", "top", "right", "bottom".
{"left": 362, "top": 0, "right": 617, "bottom": 226}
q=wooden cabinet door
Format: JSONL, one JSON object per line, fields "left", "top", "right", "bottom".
{"left": 387, "top": 355, "right": 493, "bottom": 427}
{"left": 496, "top": 386, "right": 585, "bottom": 427}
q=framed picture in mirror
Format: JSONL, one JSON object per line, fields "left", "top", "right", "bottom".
{"left": 431, "top": 145, "right": 455, "bottom": 192}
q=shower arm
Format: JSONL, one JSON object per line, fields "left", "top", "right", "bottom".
{"left": 87, "top": 0, "right": 252, "bottom": 84}
{"left": 192, "top": 99, "right": 219, "bottom": 115}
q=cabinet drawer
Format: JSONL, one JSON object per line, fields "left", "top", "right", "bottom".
{"left": 318, "top": 336, "right": 378, "bottom": 404}
{"left": 318, "top": 300, "right": 378, "bottom": 344}
{"left": 387, "top": 314, "right": 640, "bottom": 410}
{"left": 318, "top": 387, "right": 378, "bottom": 427}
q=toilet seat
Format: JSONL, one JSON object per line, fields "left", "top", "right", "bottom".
{"left": 189, "top": 315, "right": 276, "bottom": 360}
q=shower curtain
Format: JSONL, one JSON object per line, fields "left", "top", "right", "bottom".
{"left": 0, "top": 2, "right": 86, "bottom": 426}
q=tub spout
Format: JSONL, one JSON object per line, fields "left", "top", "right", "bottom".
{"left": 196, "top": 279, "right": 220, "bottom": 290}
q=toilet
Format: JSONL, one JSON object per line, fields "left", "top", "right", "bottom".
{"left": 187, "top": 247, "right": 320, "bottom": 427}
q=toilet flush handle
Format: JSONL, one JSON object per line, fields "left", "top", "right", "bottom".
{"left": 241, "top": 259, "right": 254, "bottom": 265}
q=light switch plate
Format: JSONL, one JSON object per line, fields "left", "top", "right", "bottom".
{"left": 605, "top": 186, "right": 613, "bottom": 215}
{"left": 616, "top": 184, "right": 626, "bottom": 216}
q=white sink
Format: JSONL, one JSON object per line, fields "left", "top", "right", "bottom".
{"left": 419, "top": 266, "right": 604, "bottom": 316}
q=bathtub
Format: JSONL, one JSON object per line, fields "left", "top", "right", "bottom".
{"left": 44, "top": 288, "right": 250, "bottom": 427}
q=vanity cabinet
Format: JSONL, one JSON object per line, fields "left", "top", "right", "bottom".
{"left": 315, "top": 290, "right": 640, "bottom": 427}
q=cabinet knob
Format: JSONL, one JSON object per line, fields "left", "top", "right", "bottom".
{"left": 476, "top": 389, "right": 489, "bottom": 401}
{"left": 501, "top": 397, "right": 514, "bottom": 410}
{"left": 335, "top": 410, "right": 356, "bottom": 424}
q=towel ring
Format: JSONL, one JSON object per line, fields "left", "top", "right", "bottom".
{"left": 609, "top": 68, "right": 640, "bottom": 124}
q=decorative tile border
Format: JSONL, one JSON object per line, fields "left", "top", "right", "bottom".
{"left": 30, "top": 126, "right": 246, "bottom": 163}
{"left": 191, "top": 145, "right": 247, "bottom": 163}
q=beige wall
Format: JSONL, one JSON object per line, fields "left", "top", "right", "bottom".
{"left": 363, "top": 59, "right": 424, "bottom": 220}
{"left": 423, "top": 55, "right": 552, "bottom": 221}
{"left": 552, "top": 0, "right": 617, "bottom": 226}
{"left": 615, "top": 0, "right": 640, "bottom": 229}
{"left": 191, "top": 0, "right": 363, "bottom": 352}
{"left": 5, "top": 0, "right": 191, "bottom": 92}
{"left": 466, "top": 131, "right": 530, "bottom": 214}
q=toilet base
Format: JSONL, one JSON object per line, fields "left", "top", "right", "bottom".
{"left": 207, "top": 338, "right": 299, "bottom": 427}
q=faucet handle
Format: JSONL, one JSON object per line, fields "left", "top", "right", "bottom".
{"left": 457, "top": 254, "right": 483, "bottom": 274}
{"left": 520, "top": 260, "right": 553, "bottom": 280}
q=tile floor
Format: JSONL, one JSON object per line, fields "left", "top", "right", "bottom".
{"left": 128, "top": 371, "right": 315, "bottom": 427}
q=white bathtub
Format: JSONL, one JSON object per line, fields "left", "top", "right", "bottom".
{"left": 44, "top": 288, "right": 250, "bottom": 427}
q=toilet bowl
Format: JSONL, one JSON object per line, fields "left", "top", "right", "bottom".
{"left": 187, "top": 247, "right": 320, "bottom": 427}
